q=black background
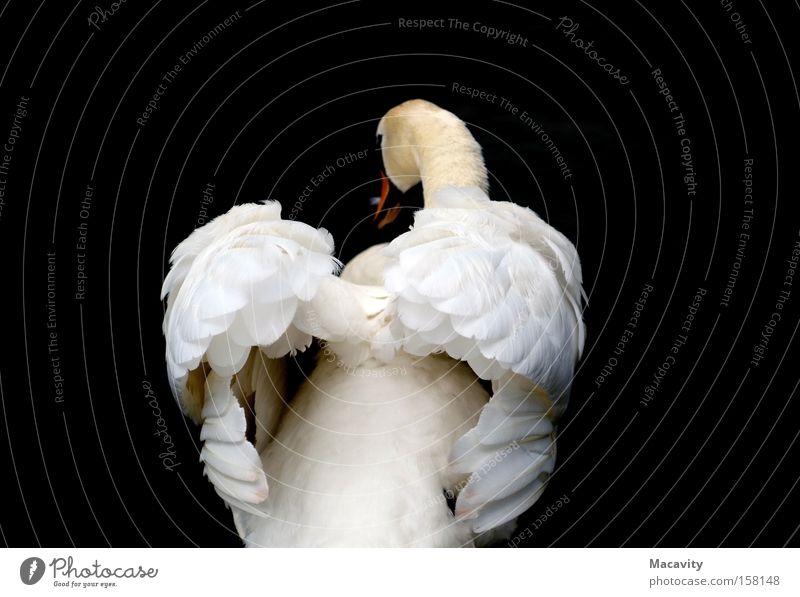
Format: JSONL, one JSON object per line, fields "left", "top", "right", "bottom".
{"left": 1, "top": 0, "right": 798, "bottom": 547}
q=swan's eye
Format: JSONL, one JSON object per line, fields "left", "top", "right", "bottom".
{"left": 375, "top": 133, "right": 383, "bottom": 149}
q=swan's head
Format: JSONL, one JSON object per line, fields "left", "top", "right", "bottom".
{"left": 375, "top": 99, "right": 487, "bottom": 216}
{"left": 376, "top": 99, "right": 445, "bottom": 193}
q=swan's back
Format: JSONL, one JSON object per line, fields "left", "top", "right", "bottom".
{"left": 340, "top": 243, "right": 390, "bottom": 286}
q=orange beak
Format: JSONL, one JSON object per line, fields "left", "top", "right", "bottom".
{"left": 373, "top": 170, "right": 390, "bottom": 221}
{"left": 373, "top": 170, "right": 402, "bottom": 229}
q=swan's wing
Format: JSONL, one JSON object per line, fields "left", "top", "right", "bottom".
{"left": 161, "top": 201, "right": 341, "bottom": 515}
{"left": 383, "top": 187, "right": 585, "bottom": 534}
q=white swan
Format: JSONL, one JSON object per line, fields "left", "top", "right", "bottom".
{"left": 161, "top": 99, "right": 585, "bottom": 547}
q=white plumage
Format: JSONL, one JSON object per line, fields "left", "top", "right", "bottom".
{"left": 161, "top": 99, "right": 585, "bottom": 547}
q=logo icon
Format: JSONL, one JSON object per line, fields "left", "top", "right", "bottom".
{"left": 20, "top": 557, "right": 45, "bottom": 585}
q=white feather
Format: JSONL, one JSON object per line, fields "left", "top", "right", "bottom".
{"left": 384, "top": 185, "right": 584, "bottom": 536}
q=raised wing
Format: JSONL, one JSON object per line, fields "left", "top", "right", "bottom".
{"left": 383, "top": 186, "right": 585, "bottom": 535}
{"left": 161, "top": 201, "right": 340, "bottom": 516}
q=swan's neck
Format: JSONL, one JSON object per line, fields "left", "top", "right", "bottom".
{"left": 412, "top": 120, "right": 488, "bottom": 207}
